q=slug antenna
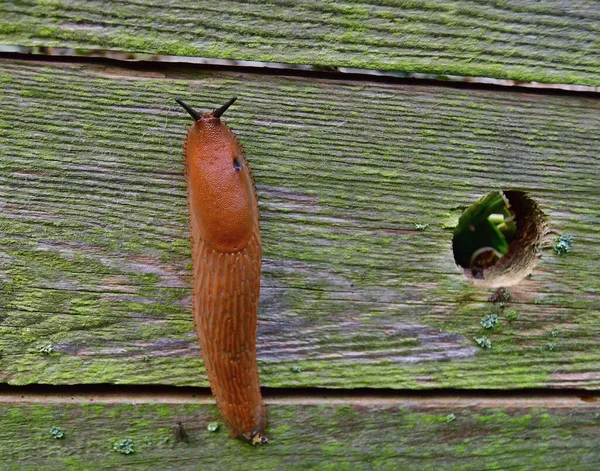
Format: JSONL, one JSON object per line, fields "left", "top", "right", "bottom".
{"left": 175, "top": 98, "right": 202, "bottom": 121}
{"left": 213, "top": 96, "right": 238, "bottom": 118}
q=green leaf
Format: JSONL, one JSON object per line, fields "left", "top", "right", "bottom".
{"left": 453, "top": 191, "right": 516, "bottom": 269}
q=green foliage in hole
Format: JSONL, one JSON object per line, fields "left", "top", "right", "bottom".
{"left": 453, "top": 191, "right": 517, "bottom": 278}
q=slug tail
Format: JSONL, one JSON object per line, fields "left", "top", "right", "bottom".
{"left": 190, "top": 231, "right": 267, "bottom": 441}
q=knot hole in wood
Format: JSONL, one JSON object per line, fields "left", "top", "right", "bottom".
{"left": 452, "top": 190, "right": 546, "bottom": 288}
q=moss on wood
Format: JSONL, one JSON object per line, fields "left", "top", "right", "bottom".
{"left": 0, "top": 399, "right": 598, "bottom": 470}
{"left": 0, "top": 1, "right": 600, "bottom": 85}
{"left": 0, "top": 60, "right": 598, "bottom": 389}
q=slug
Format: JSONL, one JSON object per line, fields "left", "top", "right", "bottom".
{"left": 176, "top": 96, "right": 267, "bottom": 445}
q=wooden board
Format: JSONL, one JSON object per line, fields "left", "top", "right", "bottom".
{"left": 1, "top": 1, "right": 600, "bottom": 85}
{"left": 0, "top": 59, "right": 599, "bottom": 389}
{"left": 1, "top": 393, "right": 599, "bottom": 470}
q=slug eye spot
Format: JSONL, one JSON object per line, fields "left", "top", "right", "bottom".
{"left": 451, "top": 190, "right": 546, "bottom": 287}
{"left": 233, "top": 158, "right": 242, "bottom": 171}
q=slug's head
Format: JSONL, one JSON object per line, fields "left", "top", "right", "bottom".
{"left": 176, "top": 97, "right": 257, "bottom": 252}
{"left": 176, "top": 97, "right": 241, "bottom": 167}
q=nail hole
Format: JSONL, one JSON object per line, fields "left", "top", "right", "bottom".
{"left": 452, "top": 190, "right": 546, "bottom": 287}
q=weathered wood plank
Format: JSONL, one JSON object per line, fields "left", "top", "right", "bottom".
{"left": 0, "top": 59, "right": 599, "bottom": 389}
{"left": 1, "top": 395, "right": 599, "bottom": 470}
{"left": 1, "top": 1, "right": 600, "bottom": 85}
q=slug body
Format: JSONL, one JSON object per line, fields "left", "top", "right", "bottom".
{"left": 177, "top": 97, "right": 267, "bottom": 443}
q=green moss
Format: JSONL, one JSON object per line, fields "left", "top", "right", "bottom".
{"left": 49, "top": 426, "right": 65, "bottom": 439}
{"left": 553, "top": 235, "right": 574, "bottom": 255}
{"left": 1, "top": 1, "right": 600, "bottom": 85}
{"left": 480, "top": 314, "right": 499, "bottom": 330}
{"left": 112, "top": 438, "right": 135, "bottom": 454}
{"left": 0, "top": 60, "right": 597, "bottom": 391}
{"left": 206, "top": 422, "right": 219, "bottom": 432}
{"left": 0, "top": 402, "right": 593, "bottom": 469}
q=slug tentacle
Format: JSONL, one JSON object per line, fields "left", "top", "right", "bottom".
{"left": 177, "top": 97, "right": 267, "bottom": 442}
{"left": 212, "top": 96, "right": 238, "bottom": 118}
{"left": 175, "top": 98, "right": 202, "bottom": 121}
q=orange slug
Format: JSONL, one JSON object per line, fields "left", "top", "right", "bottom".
{"left": 176, "top": 96, "right": 267, "bottom": 444}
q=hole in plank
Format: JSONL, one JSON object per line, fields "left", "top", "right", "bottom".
{"left": 452, "top": 190, "right": 546, "bottom": 287}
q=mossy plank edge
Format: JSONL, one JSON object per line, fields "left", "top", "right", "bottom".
{"left": 1, "top": 0, "right": 600, "bottom": 85}
{"left": 0, "top": 59, "right": 599, "bottom": 389}
{"left": 1, "top": 400, "right": 599, "bottom": 470}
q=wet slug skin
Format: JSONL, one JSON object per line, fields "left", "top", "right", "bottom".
{"left": 176, "top": 97, "right": 267, "bottom": 444}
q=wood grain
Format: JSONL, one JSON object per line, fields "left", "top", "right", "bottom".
{"left": 1, "top": 1, "right": 600, "bottom": 85}
{"left": 0, "top": 59, "right": 599, "bottom": 389}
{"left": 0, "top": 395, "right": 598, "bottom": 470}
